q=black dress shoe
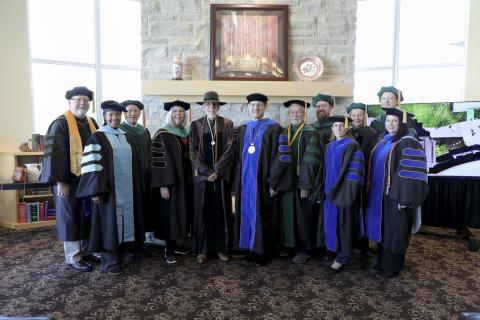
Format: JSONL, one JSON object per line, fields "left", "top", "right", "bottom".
{"left": 84, "top": 252, "right": 101, "bottom": 263}
{"left": 376, "top": 271, "right": 399, "bottom": 279}
{"left": 100, "top": 267, "right": 122, "bottom": 275}
{"left": 68, "top": 260, "right": 93, "bottom": 272}
{"left": 369, "top": 264, "right": 382, "bottom": 274}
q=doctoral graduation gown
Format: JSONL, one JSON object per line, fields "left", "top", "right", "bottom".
{"left": 120, "top": 122, "right": 153, "bottom": 224}
{"left": 76, "top": 128, "right": 145, "bottom": 252}
{"left": 311, "top": 119, "right": 333, "bottom": 145}
{"left": 279, "top": 124, "right": 323, "bottom": 249}
{"left": 366, "top": 134, "right": 428, "bottom": 255}
{"left": 150, "top": 127, "right": 193, "bottom": 240}
{"left": 41, "top": 114, "right": 98, "bottom": 241}
{"left": 352, "top": 125, "right": 379, "bottom": 223}
{"left": 189, "top": 116, "right": 235, "bottom": 254}
{"left": 321, "top": 138, "right": 364, "bottom": 255}
{"left": 234, "top": 118, "right": 292, "bottom": 257}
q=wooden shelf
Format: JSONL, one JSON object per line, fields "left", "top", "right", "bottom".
{"left": 0, "top": 220, "right": 55, "bottom": 230}
{"left": 22, "top": 194, "right": 53, "bottom": 199}
{"left": 0, "top": 151, "right": 44, "bottom": 156}
{"left": 142, "top": 80, "right": 353, "bottom": 103}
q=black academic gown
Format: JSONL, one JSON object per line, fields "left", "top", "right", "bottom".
{"left": 75, "top": 132, "right": 145, "bottom": 252}
{"left": 351, "top": 125, "right": 378, "bottom": 249}
{"left": 119, "top": 122, "right": 153, "bottom": 228}
{"left": 367, "top": 136, "right": 428, "bottom": 252}
{"left": 40, "top": 115, "right": 98, "bottom": 241}
{"left": 150, "top": 128, "right": 193, "bottom": 241}
{"left": 234, "top": 120, "right": 292, "bottom": 257}
{"left": 320, "top": 138, "right": 364, "bottom": 262}
{"left": 189, "top": 116, "right": 235, "bottom": 255}
{"left": 279, "top": 124, "right": 323, "bottom": 251}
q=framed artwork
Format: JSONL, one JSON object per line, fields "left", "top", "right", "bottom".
{"left": 210, "top": 4, "right": 288, "bottom": 81}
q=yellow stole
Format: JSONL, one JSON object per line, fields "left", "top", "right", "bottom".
{"left": 64, "top": 110, "right": 97, "bottom": 177}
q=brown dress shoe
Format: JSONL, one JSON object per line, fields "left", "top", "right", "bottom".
{"left": 218, "top": 253, "right": 230, "bottom": 262}
{"left": 197, "top": 254, "right": 208, "bottom": 264}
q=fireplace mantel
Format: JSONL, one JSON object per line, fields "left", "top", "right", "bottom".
{"left": 142, "top": 80, "right": 353, "bottom": 103}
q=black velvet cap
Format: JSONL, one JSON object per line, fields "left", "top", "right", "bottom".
{"left": 329, "top": 115, "right": 352, "bottom": 124}
{"left": 283, "top": 100, "right": 310, "bottom": 108}
{"left": 246, "top": 93, "right": 268, "bottom": 104}
{"left": 347, "top": 102, "right": 367, "bottom": 113}
{"left": 377, "top": 86, "right": 404, "bottom": 101}
{"left": 65, "top": 86, "right": 93, "bottom": 101}
{"left": 383, "top": 107, "right": 413, "bottom": 122}
{"left": 121, "top": 100, "right": 144, "bottom": 110}
{"left": 101, "top": 100, "right": 126, "bottom": 112}
{"left": 164, "top": 100, "right": 191, "bottom": 111}
{"left": 312, "top": 93, "right": 334, "bottom": 107}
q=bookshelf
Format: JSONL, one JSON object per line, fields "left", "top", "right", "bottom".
{"left": 0, "top": 151, "right": 56, "bottom": 229}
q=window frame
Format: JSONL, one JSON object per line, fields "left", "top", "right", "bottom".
{"left": 28, "top": 0, "right": 141, "bottom": 131}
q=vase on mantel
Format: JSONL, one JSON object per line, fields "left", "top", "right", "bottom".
{"left": 171, "top": 56, "right": 183, "bottom": 80}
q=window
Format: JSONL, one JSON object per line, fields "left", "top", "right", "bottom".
{"left": 28, "top": 0, "right": 141, "bottom": 134}
{"left": 354, "top": 0, "right": 468, "bottom": 104}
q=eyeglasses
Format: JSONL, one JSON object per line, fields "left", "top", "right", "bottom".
{"left": 70, "top": 98, "right": 90, "bottom": 103}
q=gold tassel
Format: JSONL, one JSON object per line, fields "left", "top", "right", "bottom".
{"left": 304, "top": 100, "right": 307, "bottom": 122}
{"left": 344, "top": 116, "right": 348, "bottom": 128}
{"left": 397, "top": 89, "right": 402, "bottom": 108}
{"left": 92, "top": 96, "right": 96, "bottom": 113}
{"left": 332, "top": 96, "right": 336, "bottom": 116}
{"left": 402, "top": 110, "right": 407, "bottom": 124}
{"left": 364, "top": 105, "right": 368, "bottom": 126}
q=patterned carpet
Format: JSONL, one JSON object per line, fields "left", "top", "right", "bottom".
{"left": 0, "top": 226, "right": 479, "bottom": 320}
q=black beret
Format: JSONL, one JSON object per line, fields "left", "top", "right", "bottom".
{"left": 246, "top": 93, "right": 268, "bottom": 104}
{"left": 347, "top": 103, "right": 367, "bottom": 114}
{"left": 283, "top": 100, "right": 310, "bottom": 108}
{"left": 329, "top": 115, "right": 352, "bottom": 124}
{"left": 312, "top": 94, "right": 334, "bottom": 107}
{"left": 377, "top": 86, "right": 404, "bottom": 101}
{"left": 65, "top": 86, "right": 93, "bottom": 101}
{"left": 164, "top": 100, "right": 191, "bottom": 111}
{"left": 121, "top": 100, "right": 144, "bottom": 110}
{"left": 101, "top": 100, "right": 126, "bottom": 112}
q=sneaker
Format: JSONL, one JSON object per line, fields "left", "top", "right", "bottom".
{"left": 165, "top": 253, "right": 177, "bottom": 264}
{"left": 292, "top": 252, "right": 312, "bottom": 264}
{"left": 197, "top": 254, "right": 208, "bottom": 264}
{"left": 330, "top": 261, "right": 344, "bottom": 273}
{"left": 218, "top": 253, "right": 230, "bottom": 262}
{"left": 144, "top": 232, "right": 166, "bottom": 247}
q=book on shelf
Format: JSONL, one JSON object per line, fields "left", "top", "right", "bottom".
{"left": 39, "top": 202, "right": 45, "bottom": 222}
{"left": 18, "top": 201, "right": 53, "bottom": 224}
{"left": 26, "top": 203, "right": 32, "bottom": 223}
{"left": 44, "top": 200, "right": 49, "bottom": 221}
{"left": 31, "top": 202, "right": 38, "bottom": 222}
{"left": 18, "top": 202, "right": 26, "bottom": 224}
{"left": 47, "top": 208, "right": 56, "bottom": 220}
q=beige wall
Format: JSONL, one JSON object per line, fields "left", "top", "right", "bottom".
{"left": 464, "top": 0, "right": 480, "bottom": 101}
{"left": 0, "top": 0, "right": 33, "bottom": 151}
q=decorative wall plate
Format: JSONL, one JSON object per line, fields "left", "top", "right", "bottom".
{"left": 294, "top": 55, "right": 324, "bottom": 81}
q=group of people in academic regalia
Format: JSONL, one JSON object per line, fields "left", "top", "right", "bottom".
{"left": 41, "top": 85, "right": 428, "bottom": 278}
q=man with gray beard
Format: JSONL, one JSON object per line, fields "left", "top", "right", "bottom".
{"left": 41, "top": 86, "right": 98, "bottom": 272}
